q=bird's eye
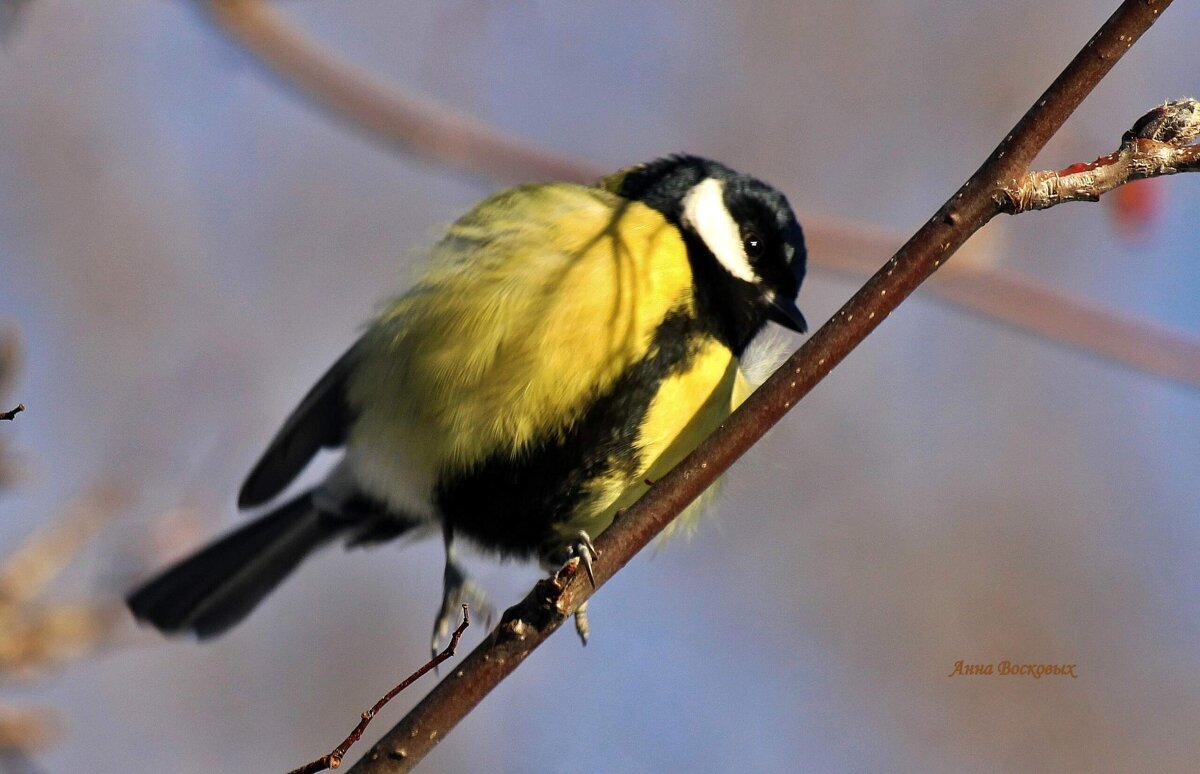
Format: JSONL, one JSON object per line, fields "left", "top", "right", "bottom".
{"left": 743, "top": 231, "right": 765, "bottom": 260}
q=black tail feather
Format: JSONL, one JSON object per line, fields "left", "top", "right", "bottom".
{"left": 127, "top": 491, "right": 343, "bottom": 639}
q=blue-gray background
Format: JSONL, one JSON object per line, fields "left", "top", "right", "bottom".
{"left": 1, "top": 1, "right": 1198, "bottom": 771}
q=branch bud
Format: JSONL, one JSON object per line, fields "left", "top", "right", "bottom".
{"left": 1127, "top": 98, "right": 1200, "bottom": 146}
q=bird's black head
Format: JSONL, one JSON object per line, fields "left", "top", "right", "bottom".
{"left": 606, "top": 155, "right": 808, "bottom": 354}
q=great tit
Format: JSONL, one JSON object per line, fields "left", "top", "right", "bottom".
{"left": 127, "top": 155, "right": 808, "bottom": 648}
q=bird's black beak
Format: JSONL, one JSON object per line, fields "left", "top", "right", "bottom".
{"left": 768, "top": 295, "right": 808, "bottom": 334}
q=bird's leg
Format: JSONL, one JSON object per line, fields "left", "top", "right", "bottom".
{"left": 432, "top": 521, "right": 491, "bottom": 656}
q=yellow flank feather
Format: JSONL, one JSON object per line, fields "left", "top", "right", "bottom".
{"left": 557, "top": 338, "right": 741, "bottom": 542}
{"left": 345, "top": 183, "right": 704, "bottom": 511}
{"left": 614, "top": 354, "right": 760, "bottom": 544}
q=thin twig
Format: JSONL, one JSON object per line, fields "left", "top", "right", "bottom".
{"left": 287, "top": 606, "right": 469, "bottom": 774}
{"left": 999, "top": 99, "right": 1200, "bottom": 212}
{"left": 345, "top": 2, "right": 1175, "bottom": 771}
{"left": 0, "top": 405, "right": 22, "bottom": 422}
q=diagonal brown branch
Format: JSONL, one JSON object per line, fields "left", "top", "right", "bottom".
{"left": 344, "top": 1, "right": 1176, "bottom": 771}
{"left": 0, "top": 405, "right": 22, "bottom": 422}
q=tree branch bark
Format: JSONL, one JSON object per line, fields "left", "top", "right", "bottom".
{"left": 999, "top": 99, "right": 1200, "bottom": 212}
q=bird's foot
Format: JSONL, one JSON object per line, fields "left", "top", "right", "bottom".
{"left": 432, "top": 562, "right": 492, "bottom": 656}
{"left": 541, "top": 531, "right": 600, "bottom": 646}
{"left": 557, "top": 531, "right": 598, "bottom": 646}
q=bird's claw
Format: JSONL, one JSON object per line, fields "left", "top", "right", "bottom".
{"left": 570, "top": 530, "right": 598, "bottom": 588}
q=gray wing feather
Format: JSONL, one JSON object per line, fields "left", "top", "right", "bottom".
{"left": 238, "top": 343, "right": 358, "bottom": 509}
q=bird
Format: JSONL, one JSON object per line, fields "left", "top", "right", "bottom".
{"left": 126, "top": 154, "right": 809, "bottom": 650}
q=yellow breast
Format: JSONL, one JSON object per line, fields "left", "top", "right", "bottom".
{"left": 345, "top": 183, "right": 706, "bottom": 515}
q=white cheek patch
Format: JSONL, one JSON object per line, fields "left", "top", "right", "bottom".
{"left": 680, "top": 177, "right": 758, "bottom": 283}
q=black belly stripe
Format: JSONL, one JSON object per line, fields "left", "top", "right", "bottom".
{"left": 434, "top": 308, "right": 706, "bottom": 559}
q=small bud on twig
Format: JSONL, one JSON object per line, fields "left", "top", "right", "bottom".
{"left": 1128, "top": 98, "right": 1200, "bottom": 145}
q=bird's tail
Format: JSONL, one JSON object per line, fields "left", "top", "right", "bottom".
{"left": 127, "top": 490, "right": 344, "bottom": 639}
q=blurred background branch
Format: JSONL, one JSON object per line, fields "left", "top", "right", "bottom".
{"left": 0, "top": 330, "right": 168, "bottom": 769}
{"left": 202, "top": 0, "right": 1200, "bottom": 390}
{"left": 0, "top": 0, "right": 33, "bottom": 43}
{"left": 0, "top": 456, "right": 130, "bottom": 766}
{"left": 205, "top": 0, "right": 596, "bottom": 186}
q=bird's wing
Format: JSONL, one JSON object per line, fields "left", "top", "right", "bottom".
{"left": 347, "top": 183, "right": 697, "bottom": 473}
{"left": 238, "top": 343, "right": 358, "bottom": 509}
